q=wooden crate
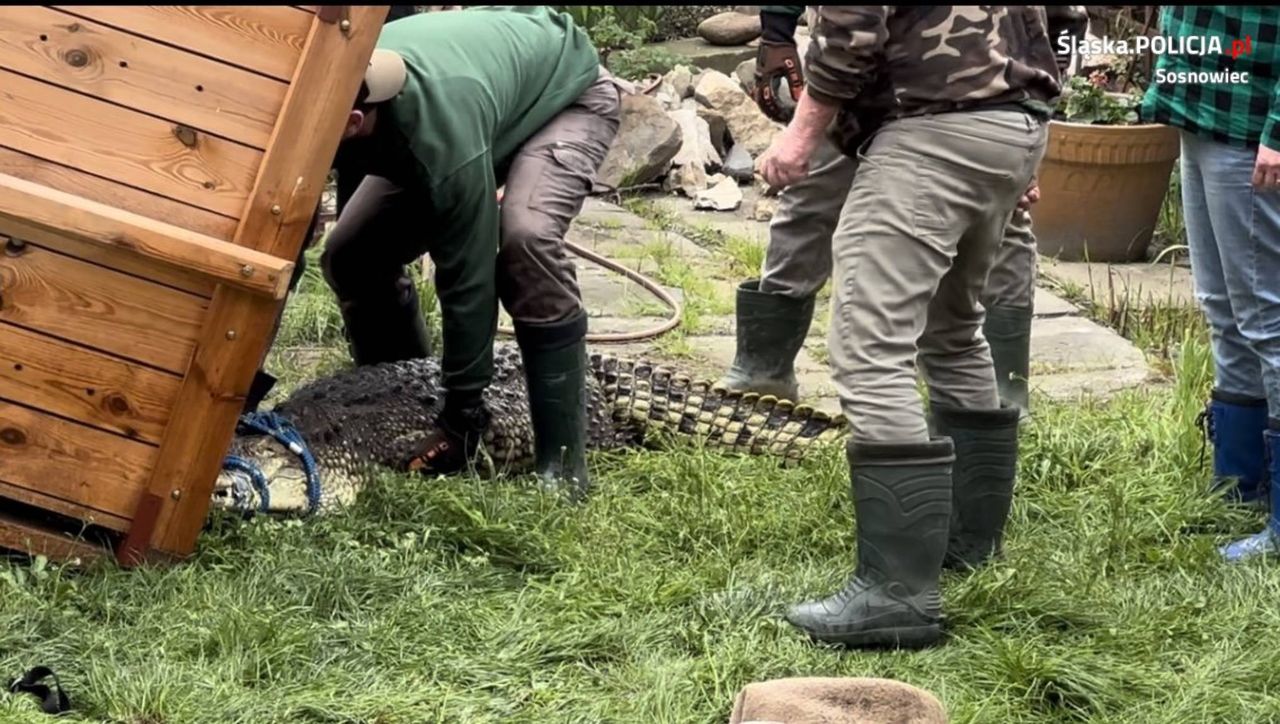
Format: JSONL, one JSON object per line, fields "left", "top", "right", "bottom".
{"left": 0, "top": 5, "right": 388, "bottom": 566}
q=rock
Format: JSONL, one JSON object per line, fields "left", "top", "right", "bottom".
{"left": 694, "top": 176, "right": 744, "bottom": 211}
{"left": 664, "top": 163, "right": 708, "bottom": 198}
{"left": 735, "top": 58, "right": 757, "bottom": 94}
{"left": 595, "top": 94, "right": 682, "bottom": 190}
{"left": 694, "top": 70, "right": 784, "bottom": 157}
{"left": 752, "top": 196, "right": 778, "bottom": 222}
{"left": 697, "top": 11, "right": 762, "bottom": 46}
{"left": 667, "top": 109, "right": 722, "bottom": 197}
{"left": 696, "top": 107, "right": 730, "bottom": 157}
{"left": 652, "top": 81, "right": 683, "bottom": 111}
{"left": 734, "top": 5, "right": 760, "bottom": 14}
{"left": 722, "top": 144, "right": 754, "bottom": 184}
{"left": 669, "top": 109, "right": 722, "bottom": 172}
{"left": 664, "top": 65, "right": 696, "bottom": 100}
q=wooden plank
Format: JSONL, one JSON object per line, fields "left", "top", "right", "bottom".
{"left": 0, "top": 322, "right": 181, "bottom": 443}
{"left": 0, "top": 243, "right": 206, "bottom": 373}
{"left": 0, "top": 214, "right": 216, "bottom": 299}
{"left": 0, "top": 480, "right": 131, "bottom": 533}
{"left": 0, "top": 69, "right": 262, "bottom": 218}
{"left": 123, "top": 287, "right": 282, "bottom": 561}
{"left": 237, "top": 5, "right": 387, "bottom": 259}
{"left": 0, "top": 511, "right": 110, "bottom": 565}
{"left": 0, "top": 147, "right": 237, "bottom": 244}
{"left": 0, "top": 173, "right": 294, "bottom": 300}
{"left": 0, "top": 7, "right": 287, "bottom": 149}
{"left": 54, "top": 6, "right": 311, "bottom": 82}
{"left": 0, "top": 401, "right": 155, "bottom": 521}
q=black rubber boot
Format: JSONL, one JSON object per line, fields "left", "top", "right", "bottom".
{"left": 786, "top": 437, "right": 955, "bottom": 649}
{"left": 983, "top": 304, "right": 1033, "bottom": 418}
{"left": 715, "top": 279, "right": 815, "bottom": 401}
{"left": 337, "top": 276, "right": 432, "bottom": 366}
{"left": 930, "top": 404, "right": 1021, "bottom": 570}
{"left": 515, "top": 311, "right": 592, "bottom": 502}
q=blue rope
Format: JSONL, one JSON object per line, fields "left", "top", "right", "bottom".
{"left": 220, "top": 411, "right": 322, "bottom": 514}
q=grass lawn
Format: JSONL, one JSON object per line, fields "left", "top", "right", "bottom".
{"left": 5, "top": 249, "right": 1280, "bottom": 723}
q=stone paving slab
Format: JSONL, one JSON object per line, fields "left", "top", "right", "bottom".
{"left": 1039, "top": 255, "right": 1195, "bottom": 307}
{"left": 507, "top": 196, "right": 1163, "bottom": 414}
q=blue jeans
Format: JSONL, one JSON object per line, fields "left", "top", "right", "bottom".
{"left": 1181, "top": 131, "right": 1280, "bottom": 421}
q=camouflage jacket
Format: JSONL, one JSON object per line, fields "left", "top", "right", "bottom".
{"left": 806, "top": 7, "right": 1070, "bottom": 152}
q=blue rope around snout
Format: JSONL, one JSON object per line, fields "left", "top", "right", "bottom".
{"left": 220, "top": 411, "right": 322, "bottom": 515}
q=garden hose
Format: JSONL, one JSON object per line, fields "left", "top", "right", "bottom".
{"left": 494, "top": 239, "right": 684, "bottom": 343}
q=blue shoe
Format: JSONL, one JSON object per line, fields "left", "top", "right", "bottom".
{"left": 1199, "top": 390, "right": 1270, "bottom": 506}
{"left": 1221, "top": 428, "right": 1280, "bottom": 563}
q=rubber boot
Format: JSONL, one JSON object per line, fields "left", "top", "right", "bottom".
{"left": 337, "top": 276, "right": 432, "bottom": 366}
{"left": 715, "top": 279, "right": 815, "bottom": 401}
{"left": 515, "top": 311, "right": 591, "bottom": 502}
{"left": 983, "top": 305, "right": 1033, "bottom": 418}
{"left": 1220, "top": 424, "right": 1280, "bottom": 562}
{"left": 786, "top": 437, "right": 955, "bottom": 649}
{"left": 1201, "top": 390, "right": 1270, "bottom": 506}
{"left": 930, "top": 404, "right": 1021, "bottom": 570}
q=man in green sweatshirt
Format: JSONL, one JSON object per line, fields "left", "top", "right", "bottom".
{"left": 320, "top": 7, "right": 624, "bottom": 499}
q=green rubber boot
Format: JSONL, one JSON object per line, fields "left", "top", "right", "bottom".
{"left": 337, "top": 277, "right": 433, "bottom": 366}
{"left": 786, "top": 437, "right": 955, "bottom": 649}
{"left": 983, "top": 304, "right": 1033, "bottom": 418}
{"left": 715, "top": 279, "right": 815, "bottom": 401}
{"left": 930, "top": 404, "right": 1021, "bottom": 570}
{"left": 516, "top": 312, "right": 591, "bottom": 502}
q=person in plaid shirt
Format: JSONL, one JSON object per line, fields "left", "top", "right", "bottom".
{"left": 1140, "top": 7, "right": 1280, "bottom": 562}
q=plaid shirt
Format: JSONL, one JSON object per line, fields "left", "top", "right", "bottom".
{"left": 1140, "top": 6, "right": 1280, "bottom": 150}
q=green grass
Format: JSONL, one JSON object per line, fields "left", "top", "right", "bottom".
{"left": 7, "top": 190, "right": 1279, "bottom": 722}
{"left": 6, "top": 298, "right": 1280, "bottom": 722}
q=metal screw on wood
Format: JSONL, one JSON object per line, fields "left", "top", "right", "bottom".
{"left": 3, "top": 237, "right": 26, "bottom": 256}
{"left": 240, "top": 264, "right": 255, "bottom": 278}
{"left": 226, "top": 330, "right": 237, "bottom": 340}
{"left": 171, "top": 490, "right": 181, "bottom": 500}
{"left": 270, "top": 205, "right": 282, "bottom": 216}
{"left": 340, "top": 19, "right": 352, "bottom": 32}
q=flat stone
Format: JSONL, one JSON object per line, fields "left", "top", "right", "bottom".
{"left": 650, "top": 38, "right": 757, "bottom": 76}
{"left": 1033, "top": 287, "right": 1081, "bottom": 317}
{"left": 694, "top": 177, "right": 744, "bottom": 211}
{"left": 697, "top": 11, "right": 762, "bottom": 46}
{"left": 595, "top": 94, "right": 682, "bottom": 190}
{"left": 723, "top": 144, "right": 755, "bottom": 184}
{"left": 1038, "top": 256, "right": 1196, "bottom": 308}
{"left": 1032, "top": 367, "right": 1155, "bottom": 404}
{"left": 1030, "top": 315, "right": 1149, "bottom": 372}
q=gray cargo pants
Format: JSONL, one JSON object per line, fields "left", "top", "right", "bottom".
{"left": 323, "top": 68, "right": 622, "bottom": 331}
{"left": 823, "top": 110, "right": 1047, "bottom": 442}
{"left": 761, "top": 134, "right": 1037, "bottom": 310}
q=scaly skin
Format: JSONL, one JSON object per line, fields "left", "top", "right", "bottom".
{"left": 212, "top": 344, "right": 849, "bottom": 515}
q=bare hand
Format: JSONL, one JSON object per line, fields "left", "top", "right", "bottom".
{"left": 1253, "top": 146, "right": 1280, "bottom": 191}
{"left": 1016, "top": 178, "right": 1041, "bottom": 210}
{"left": 758, "top": 128, "right": 814, "bottom": 189}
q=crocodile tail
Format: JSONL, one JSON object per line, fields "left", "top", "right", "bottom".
{"left": 588, "top": 353, "right": 848, "bottom": 465}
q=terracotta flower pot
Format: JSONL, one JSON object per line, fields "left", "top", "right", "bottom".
{"left": 1029, "top": 120, "right": 1181, "bottom": 263}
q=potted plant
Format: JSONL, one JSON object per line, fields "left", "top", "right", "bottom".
{"left": 1029, "top": 73, "right": 1181, "bottom": 263}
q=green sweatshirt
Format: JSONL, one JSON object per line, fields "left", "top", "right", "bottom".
{"left": 372, "top": 7, "right": 601, "bottom": 394}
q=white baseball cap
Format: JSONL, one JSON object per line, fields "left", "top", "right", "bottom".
{"left": 363, "top": 48, "right": 406, "bottom": 103}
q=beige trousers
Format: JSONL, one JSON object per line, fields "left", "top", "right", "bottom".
{"left": 825, "top": 109, "right": 1048, "bottom": 442}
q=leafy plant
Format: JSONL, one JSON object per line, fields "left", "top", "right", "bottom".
{"left": 552, "top": 6, "right": 681, "bottom": 80}
{"left": 1059, "top": 74, "right": 1143, "bottom": 125}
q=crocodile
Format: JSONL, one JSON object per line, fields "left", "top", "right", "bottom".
{"left": 211, "top": 345, "right": 849, "bottom": 516}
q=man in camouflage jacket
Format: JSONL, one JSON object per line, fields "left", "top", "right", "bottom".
{"left": 756, "top": 7, "right": 1067, "bottom": 651}
{"left": 719, "top": 6, "right": 1086, "bottom": 422}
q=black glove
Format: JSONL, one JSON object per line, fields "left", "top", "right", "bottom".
{"left": 406, "top": 396, "right": 490, "bottom": 475}
{"left": 752, "top": 11, "right": 804, "bottom": 123}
